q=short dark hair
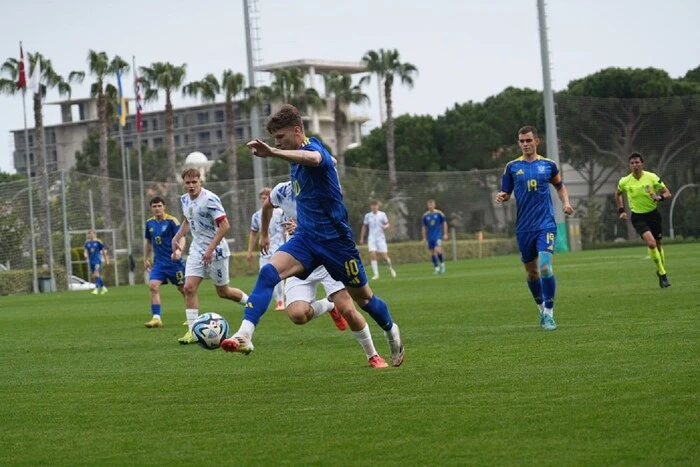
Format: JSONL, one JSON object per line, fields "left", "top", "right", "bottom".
{"left": 518, "top": 125, "right": 539, "bottom": 138}
{"left": 150, "top": 196, "right": 165, "bottom": 206}
{"left": 267, "top": 104, "right": 304, "bottom": 134}
{"left": 181, "top": 167, "right": 201, "bottom": 179}
{"left": 628, "top": 152, "right": 644, "bottom": 163}
{"left": 370, "top": 200, "right": 380, "bottom": 206}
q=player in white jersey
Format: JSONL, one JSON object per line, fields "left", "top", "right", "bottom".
{"left": 170, "top": 167, "right": 249, "bottom": 344}
{"left": 359, "top": 200, "right": 396, "bottom": 280}
{"left": 264, "top": 181, "right": 389, "bottom": 368}
{"left": 247, "top": 187, "right": 286, "bottom": 311}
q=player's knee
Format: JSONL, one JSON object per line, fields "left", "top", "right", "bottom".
{"left": 538, "top": 252, "right": 553, "bottom": 278}
{"left": 183, "top": 282, "right": 197, "bottom": 297}
{"left": 214, "top": 287, "right": 229, "bottom": 299}
{"left": 148, "top": 282, "right": 160, "bottom": 294}
{"left": 258, "top": 263, "right": 282, "bottom": 288}
{"left": 286, "top": 301, "right": 311, "bottom": 325}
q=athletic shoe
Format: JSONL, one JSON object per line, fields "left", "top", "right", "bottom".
{"left": 145, "top": 317, "right": 163, "bottom": 328}
{"left": 178, "top": 330, "right": 197, "bottom": 344}
{"left": 91, "top": 289, "right": 99, "bottom": 295}
{"left": 100, "top": 287, "right": 108, "bottom": 295}
{"left": 433, "top": 267, "right": 440, "bottom": 274}
{"left": 387, "top": 324, "right": 405, "bottom": 367}
{"left": 371, "top": 275, "right": 380, "bottom": 280}
{"left": 439, "top": 263, "right": 446, "bottom": 274}
{"left": 389, "top": 268, "right": 397, "bottom": 278}
{"left": 539, "top": 311, "right": 545, "bottom": 328}
{"left": 182, "top": 321, "right": 189, "bottom": 327}
{"left": 220, "top": 334, "right": 255, "bottom": 355}
{"left": 658, "top": 272, "right": 671, "bottom": 288}
{"left": 275, "top": 300, "right": 285, "bottom": 311}
{"left": 368, "top": 355, "right": 388, "bottom": 368}
{"left": 328, "top": 306, "right": 348, "bottom": 331}
{"left": 542, "top": 315, "right": 557, "bottom": 332}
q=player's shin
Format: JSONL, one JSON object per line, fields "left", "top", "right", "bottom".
{"left": 648, "top": 247, "right": 666, "bottom": 275}
{"left": 360, "top": 295, "right": 393, "bottom": 331}
{"left": 352, "top": 323, "right": 378, "bottom": 359}
{"left": 242, "top": 263, "right": 281, "bottom": 327}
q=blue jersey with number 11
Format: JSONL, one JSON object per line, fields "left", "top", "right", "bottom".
{"left": 500, "top": 155, "right": 561, "bottom": 233}
{"left": 291, "top": 137, "right": 350, "bottom": 241}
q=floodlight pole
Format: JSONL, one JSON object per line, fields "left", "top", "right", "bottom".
{"left": 537, "top": 0, "right": 569, "bottom": 252}
{"left": 244, "top": 0, "right": 265, "bottom": 209}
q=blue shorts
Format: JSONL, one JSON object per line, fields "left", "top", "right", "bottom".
{"left": 278, "top": 233, "right": 368, "bottom": 288}
{"left": 516, "top": 229, "right": 556, "bottom": 263}
{"left": 89, "top": 262, "right": 102, "bottom": 274}
{"left": 149, "top": 263, "right": 186, "bottom": 286}
{"left": 427, "top": 238, "right": 442, "bottom": 250}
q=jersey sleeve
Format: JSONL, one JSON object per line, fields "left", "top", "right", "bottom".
{"left": 617, "top": 176, "right": 627, "bottom": 193}
{"left": 422, "top": 214, "right": 429, "bottom": 227}
{"left": 381, "top": 212, "right": 389, "bottom": 225}
{"left": 144, "top": 222, "right": 152, "bottom": 241}
{"left": 363, "top": 213, "right": 370, "bottom": 226}
{"left": 500, "top": 162, "right": 514, "bottom": 193}
{"left": 549, "top": 161, "right": 562, "bottom": 186}
{"left": 653, "top": 173, "right": 666, "bottom": 190}
{"left": 208, "top": 194, "right": 227, "bottom": 223}
{"left": 250, "top": 212, "right": 260, "bottom": 232}
{"left": 169, "top": 219, "right": 181, "bottom": 235}
{"left": 302, "top": 138, "right": 333, "bottom": 168}
{"left": 270, "top": 183, "right": 284, "bottom": 208}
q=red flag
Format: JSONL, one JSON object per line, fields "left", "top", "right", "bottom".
{"left": 17, "top": 44, "right": 27, "bottom": 90}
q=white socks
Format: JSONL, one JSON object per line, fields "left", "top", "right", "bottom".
{"left": 352, "top": 324, "right": 378, "bottom": 359}
{"left": 310, "top": 299, "right": 333, "bottom": 318}
{"left": 237, "top": 319, "right": 256, "bottom": 339}
{"left": 544, "top": 307, "right": 554, "bottom": 317}
{"left": 537, "top": 303, "right": 545, "bottom": 314}
{"left": 273, "top": 282, "right": 285, "bottom": 303}
{"left": 383, "top": 323, "right": 400, "bottom": 343}
{"left": 185, "top": 308, "right": 199, "bottom": 330}
{"left": 238, "top": 293, "right": 249, "bottom": 306}
{"left": 371, "top": 260, "right": 379, "bottom": 276}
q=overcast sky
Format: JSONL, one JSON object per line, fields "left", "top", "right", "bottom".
{"left": 1, "top": 0, "right": 698, "bottom": 173}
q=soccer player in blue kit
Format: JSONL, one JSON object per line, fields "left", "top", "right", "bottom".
{"left": 495, "top": 126, "right": 574, "bottom": 331}
{"left": 421, "top": 199, "right": 448, "bottom": 274}
{"left": 221, "top": 104, "right": 404, "bottom": 366}
{"left": 143, "top": 196, "right": 186, "bottom": 328}
{"left": 84, "top": 229, "right": 109, "bottom": 295}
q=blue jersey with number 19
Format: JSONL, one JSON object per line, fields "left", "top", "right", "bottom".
{"left": 291, "top": 137, "right": 351, "bottom": 241}
{"left": 500, "top": 155, "right": 561, "bottom": 233}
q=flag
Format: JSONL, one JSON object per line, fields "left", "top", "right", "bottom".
{"left": 133, "top": 64, "right": 143, "bottom": 133}
{"left": 28, "top": 56, "right": 41, "bottom": 94}
{"left": 17, "top": 44, "right": 27, "bottom": 90}
{"left": 116, "top": 68, "right": 128, "bottom": 127}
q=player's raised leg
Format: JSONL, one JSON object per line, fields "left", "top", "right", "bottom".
{"left": 330, "top": 289, "right": 387, "bottom": 368}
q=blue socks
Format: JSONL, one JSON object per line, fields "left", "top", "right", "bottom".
{"left": 96, "top": 277, "right": 103, "bottom": 288}
{"left": 431, "top": 255, "right": 438, "bottom": 267}
{"left": 542, "top": 276, "right": 556, "bottom": 309}
{"left": 527, "top": 278, "right": 543, "bottom": 305}
{"left": 151, "top": 304, "right": 161, "bottom": 317}
{"left": 360, "top": 295, "right": 393, "bottom": 331}
{"left": 437, "top": 253, "right": 444, "bottom": 263}
{"left": 243, "top": 263, "right": 281, "bottom": 326}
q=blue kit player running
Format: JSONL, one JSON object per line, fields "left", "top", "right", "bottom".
{"left": 421, "top": 199, "right": 448, "bottom": 274}
{"left": 221, "top": 104, "right": 404, "bottom": 366}
{"left": 143, "top": 196, "right": 186, "bottom": 328}
{"left": 496, "top": 125, "right": 574, "bottom": 331}
{"left": 84, "top": 229, "right": 109, "bottom": 295}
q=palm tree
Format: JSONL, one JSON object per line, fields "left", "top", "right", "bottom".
{"left": 85, "top": 50, "right": 129, "bottom": 229}
{"left": 139, "top": 62, "right": 187, "bottom": 190}
{"left": 323, "top": 72, "right": 369, "bottom": 177}
{"left": 184, "top": 70, "right": 247, "bottom": 239}
{"left": 261, "top": 68, "right": 325, "bottom": 131}
{"left": 1, "top": 52, "right": 82, "bottom": 264}
{"left": 360, "top": 49, "right": 418, "bottom": 200}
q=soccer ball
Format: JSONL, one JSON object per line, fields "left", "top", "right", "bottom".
{"left": 192, "top": 312, "right": 230, "bottom": 350}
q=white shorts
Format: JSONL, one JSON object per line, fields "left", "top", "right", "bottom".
{"left": 185, "top": 254, "right": 230, "bottom": 286}
{"left": 285, "top": 265, "right": 345, "bottom": 304}
{"left": 368, "top": 237, "right": 388, "bottom": 253}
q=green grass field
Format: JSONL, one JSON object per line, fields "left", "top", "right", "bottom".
{"left": 1, "top": 244, "right": 699, "bottom": 466}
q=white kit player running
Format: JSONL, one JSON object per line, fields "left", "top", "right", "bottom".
{"left": 360, "top": 201, "right": 396, "bottom": 280}
{"left": 265, "top": 181, "right": 389, "bottom": 368}
{"left": 247, "top": 187, "right": 286, "bottom": 311}
{"left": 171, "top": 167, "right": 249, "bottom": 345}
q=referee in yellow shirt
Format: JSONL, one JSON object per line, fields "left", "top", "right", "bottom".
{"left": 615, "top": 152, "right": 672, "bottom": 288}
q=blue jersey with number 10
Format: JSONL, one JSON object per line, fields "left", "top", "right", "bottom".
{"left": 291, "top": 137, "right": 351, "bottom": 241}
{"left": 500, "top": 155, "right": 561, "bottom": 233}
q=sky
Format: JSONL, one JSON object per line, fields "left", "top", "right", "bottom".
{"left": 1, "top": 0, "right": 699, "bottom": 173}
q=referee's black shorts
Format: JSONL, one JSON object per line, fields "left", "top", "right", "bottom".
{"left": 631, "top": 209, "right": 663, "bottom": 240}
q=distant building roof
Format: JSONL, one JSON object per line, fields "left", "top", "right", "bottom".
{"left": 256, "top": 59, "right": 366, "bottom": 74}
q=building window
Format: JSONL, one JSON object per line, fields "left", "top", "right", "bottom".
{"left": 235, "top": 127, "right": 244, "bottom": 140}
{"left": 125, "top": 141, "right": 133, "bottom": 149}
{"left": 142, "top": 120, "right": 148, "bottom": 130}
{"left": 198, "top": 131, "right": 210, "bottom": 144}
{"left": 174, "top": 135, "right": 181, "bottom": 146}
{"left": 28, "top": 135, "right": 34, "bottom": 146}
{"left": 197, "top": 112, "right": 209, "bottom": 124}
{"left": 152, "top": 119, "right": 158, "bottom": 130}
{"left": 215, "top": 110, "right": 224, "bottom": 123}
{"left": 216, "top": 130, "right": 223, "bottom": 141}
{"left": 51, "top": 150, "right": 58, "bottom": 163}
{"left": 153, "top": 137, "right": 164, "bottom": 147}
{"left": 174, "top": 116, "right": 180, "bottom": 128}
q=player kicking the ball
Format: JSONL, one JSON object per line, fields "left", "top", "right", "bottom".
{"left": 221, "top": 104, "right": 404, "bottom": 367}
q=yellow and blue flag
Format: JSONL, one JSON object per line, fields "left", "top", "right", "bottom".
{"left": 116, "top": 68, "right": 128, "bottom": 127}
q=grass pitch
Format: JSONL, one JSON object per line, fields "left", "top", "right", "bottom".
{"left": 1, "top": 244, "right": 698, "bottom": 466}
